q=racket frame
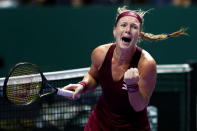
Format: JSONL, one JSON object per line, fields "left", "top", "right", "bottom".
{"left": 3, "top": 62, "right": 57, "bottom": 106}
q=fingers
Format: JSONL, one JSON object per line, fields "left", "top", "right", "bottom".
{"left": 124, "top": 68, "right": 140, "bottom": 85}
{"left": 63, "top": 84, "right": 83, "bottom": 100}
{"left": 63, "top": 84, "right": 76, "bottom": 91}
{"left": 124, "top": 68, "right": 139, "bottom": 79}
{"left": 73, "top": 88, "right": 82, "bottom": 100}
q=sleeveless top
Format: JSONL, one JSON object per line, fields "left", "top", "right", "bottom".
{"left": 84, "top": 43, "right": 150, "bottom": 131}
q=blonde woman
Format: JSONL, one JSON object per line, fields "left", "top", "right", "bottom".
{"left": 63, "top": 6, "right": 185, "bottom": 131}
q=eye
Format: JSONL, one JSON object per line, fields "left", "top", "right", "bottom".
{"left": 132, "top": 25, "right": 138, "bottom": 30}
{"left": 121, "top": 23, "right": 127, "bottom": 27}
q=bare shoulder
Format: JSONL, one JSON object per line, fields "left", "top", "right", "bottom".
{"left": 92, "top": 43, "right": 112, "bottom": 55}
{"left": 91, "top": 43, "right": 113, "bottom": 69}
{"left": 138, "top": 49, "right": 157, "bottom": 75}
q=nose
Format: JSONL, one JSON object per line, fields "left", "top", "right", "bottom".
{"left": 125, "top": 26, "right": 131, "bottom": 34}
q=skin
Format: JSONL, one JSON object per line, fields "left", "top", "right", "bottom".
{"left": 63, "top": 15, "right": 157, "bottom": 112}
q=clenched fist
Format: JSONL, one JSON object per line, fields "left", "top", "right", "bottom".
{"left": 123, "top": 68, "right": 140, "bottom": 85}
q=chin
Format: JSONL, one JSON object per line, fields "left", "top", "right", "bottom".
{"left": 120, "top": 42, "right": 131, "bottom": 48}
{"left": 116, "top": 40, "right": 134, "bottom": 49}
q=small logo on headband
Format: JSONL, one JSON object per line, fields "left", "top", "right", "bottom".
{"left": 128, "top": 12, "right": 137, "bottom": 17}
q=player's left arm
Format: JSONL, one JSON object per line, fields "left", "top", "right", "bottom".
{"left": 128, "top": 50, "right": 157, "bottom": 112}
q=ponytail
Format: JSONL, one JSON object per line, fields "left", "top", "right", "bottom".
{"left": 140, "top": 28, "right": 187, "bottom": 41}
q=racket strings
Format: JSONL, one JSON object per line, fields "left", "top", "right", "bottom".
{"left": 10, "top": 65, "right": 37, "bottom": 77}
{"left": 6, "top": 64, "right": 42, "bottom": 105}
{"left": 7, "top": 83, "right": 41, "bottom": 105}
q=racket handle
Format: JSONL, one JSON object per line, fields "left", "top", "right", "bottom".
{"left": 57, "top": 88, "right": 80, "bottom": 99}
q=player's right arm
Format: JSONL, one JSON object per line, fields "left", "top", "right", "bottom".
{"left": 81, "top": 44, "right": 108, "bottom": 92}
{"left": 63, "top": 44, "right": 110, "bottom": 99}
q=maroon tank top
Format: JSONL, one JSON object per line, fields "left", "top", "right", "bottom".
{"left": 84, "top": 43, "right": 150, "bottom": 131}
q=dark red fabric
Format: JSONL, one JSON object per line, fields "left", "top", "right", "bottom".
{"left": 115, "top": 11, "right": 142, "bottom": 25}
{"left": 84, "top": 43, "right": 150, "bottom": 131}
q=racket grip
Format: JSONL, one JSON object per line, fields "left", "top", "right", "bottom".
{"left": 57, "top": 88, "right": 80, "bottom": 99}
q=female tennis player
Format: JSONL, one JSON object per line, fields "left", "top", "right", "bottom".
{"left": 63, "top": 6, "right": 185, "bottom": 131}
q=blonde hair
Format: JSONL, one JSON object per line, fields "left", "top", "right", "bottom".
{"left": 140, "top": 28, "right": 187, "bottom": 41}
{"left": 116, "top": 6, "right": 148, "bottom": 26}
{"left": 116, "top": 6, "right": 187, "bottom": 41}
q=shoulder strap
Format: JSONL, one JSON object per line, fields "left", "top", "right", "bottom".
{"left": 130, "top": 46, "right": 142, "bottom": 68}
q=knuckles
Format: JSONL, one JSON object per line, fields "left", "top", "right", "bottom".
{"left": 124, "top": 68, "right": 139, "bottom": 77}
{"left": 124, "top": 68, "right": 140, "bottom": 84}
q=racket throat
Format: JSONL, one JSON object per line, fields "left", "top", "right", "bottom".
{"left": 40, "top": 82, "right": 56, "bottom": 97}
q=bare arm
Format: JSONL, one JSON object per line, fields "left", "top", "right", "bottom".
{"left": 63, "top": 44, "right": 109, "bottom": 99}
{"left": 127, "top": 50, "right": 157, "bottom": 112}
{"left": 80, "top": 64, "right": 99, "bottom": 93}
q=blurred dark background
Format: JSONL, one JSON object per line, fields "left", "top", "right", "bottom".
{"left": 0, "top": 0, "right": 196, "bottom": 76}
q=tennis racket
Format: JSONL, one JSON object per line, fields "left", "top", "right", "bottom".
{"left": 3, "top": 62, "right": 80, "bottom": 106}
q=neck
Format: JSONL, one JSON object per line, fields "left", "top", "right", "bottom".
{"left": 113, "top": 46, "right": 136, "bottom": 64}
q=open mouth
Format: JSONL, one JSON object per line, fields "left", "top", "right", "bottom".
{"left": 122, "top": 37, "right": 131, "bottom": 43}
